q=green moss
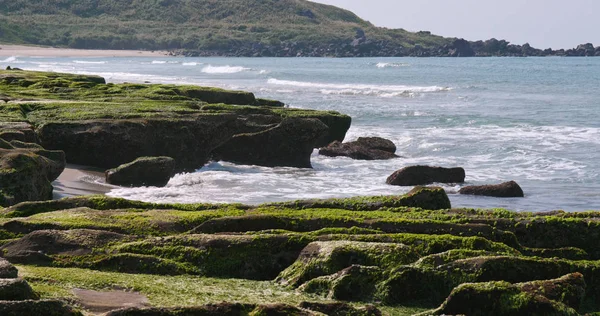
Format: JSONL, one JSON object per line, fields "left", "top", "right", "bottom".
{"left": 278, "top": 241, "right": 419, "bottom": 287}
{"left": 19, "top": 207, "right": 245, "bottom": 236}
{"left": 18, "top": 265, "right": 331, "bottom": 308}
{"left": 422, "top": 280, "right": 580, "bottom": 316}
{"left": 0, "top": 195, "right": 244, "bottom": 218}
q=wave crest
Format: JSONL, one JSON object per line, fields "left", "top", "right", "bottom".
{"left": 268, "top": 78, "right": 450, "bottom": 97}
{"left": 0, "top": 56, "right": 18, "bottom": 63}
{"left": 201, "top": 65, "right": 251, "bottom": 74}
{"left": 376, "top": 62, "right": 409, "bottom": 68}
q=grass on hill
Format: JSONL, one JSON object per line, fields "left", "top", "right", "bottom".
{"left": 0, "top": 0, "right": 449, "bottom": 51}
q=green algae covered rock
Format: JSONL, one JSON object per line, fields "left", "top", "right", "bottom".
{"left": 105, "top": 156, "right": 175, "bottom": 187}
{"left": 0, "top": 70, "right": 352, "bottom": 171}
{"left": 266, "top": 186, "right": 451, "bottom": 211}
{"left": 110, "top": 234, "right": 310, "bottom": 279}
{"left": 298, "top": 301, "right": 381, "bottom": 316}
{"left": 422, "top": 275, "right": 584, "bottom": 316}
{"left": 0, "top": 258, "right": 18, "bottom": 279}
{"left": 0, "top": 229, "right": 135, "bottom": 263}
{"left": 0, "top": 146, "right": 65, "bottom": 207}
{"left": 518, "top": 273, "right": 586, "bottom": 310}
{"left": 277, "top": 240, "right": 419, "bottom": 287}
{"left": 300, "top": 265, "right": 383, "bottom": 301}
{"left": 0, "top": 278, "right": 39, "bottom": 300}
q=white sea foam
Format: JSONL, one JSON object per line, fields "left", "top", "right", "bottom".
{"left": 73, "top": 60, "right": 107, "bottom": 64}
{"left": 201, "top": 65, "right": 251, "bottom": 74}
{"left": 268, "top": 78, "right": 450, "bottom": 96}
{"left": 376, "top": 62, "right": 409, "bottom": 68}
{"left": 182, "top": 62, "right": 200, "bottom": 66}
{"left": 0, "top": 56, "right": 17, "bottom": 63}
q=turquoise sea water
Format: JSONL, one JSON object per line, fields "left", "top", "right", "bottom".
{"left": 3, "top": 56, "right": 599, "bottom": 212}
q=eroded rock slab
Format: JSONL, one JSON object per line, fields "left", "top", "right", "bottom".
{"left": 105, "top": 156, "right": 175, "bottom": 187}
{"left": 459, "top": 180, "right": 525, "bottom": 198}
{"left": 319, "top": 137, "right": 399, "bottom": 160}
{"left": 387, "top": 165, "right": 465, "bottom": 186}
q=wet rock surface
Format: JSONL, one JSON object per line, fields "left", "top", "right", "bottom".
{"left": 386, "top": 165, "right": 466, "bottom": 186}
{"left": 459, "top": 180, "right": 525, "bottom": 197}
{"left": 319, "top": 137, "right": 399, "bottom": 160}
{"left": 105, "top": 156, "right": 175, "bottom": 187}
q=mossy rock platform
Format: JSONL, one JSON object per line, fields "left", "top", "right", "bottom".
{"left": 0, "top": 69, "right": 351, "bottom": 171}
{"left": 0, "top": 187, "right": 597, "bottom": 315}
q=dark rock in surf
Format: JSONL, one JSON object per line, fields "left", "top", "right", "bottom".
{"left": 105, "top": 156, "right": 175, "bottom": 187}
{"left": 212, "top": 118, "right": 328, "bottom": 168}
{"left": 319, "top": 137, "right": 398, "bottom": 160}
{"left": 386, "top": 166, "right": 465, "bottom": 186}
{"left": 459, "top": 181, "right": 524, "bottom": 198}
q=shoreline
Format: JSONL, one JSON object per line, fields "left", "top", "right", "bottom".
{"left": 52, "top": 164, "right": 113, "bottom": 199}
{"left": 0, "top": 44, "right": 171, "bottom": 58}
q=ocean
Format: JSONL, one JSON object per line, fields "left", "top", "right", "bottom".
{"left": 3, "top": 56, "right": 599, "bottom": 212}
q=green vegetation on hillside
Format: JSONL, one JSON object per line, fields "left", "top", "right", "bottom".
{"left": 0, "top": 0, "right": 448, "bottom": 53}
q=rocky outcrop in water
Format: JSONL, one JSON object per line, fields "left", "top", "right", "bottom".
{"left": 212, "top": 118, "right": 329, "bottom": 168}
{"left": 319, "top": 137, "right": 399, "bottom": 160}
{"left": 0, "top": 70, "right": 351, "bottom": 173}
{"left": 459, "top": 181, "right": 525, "bottom": 198}
{"left": 105, "top": 156, "right": 175, "bottom": 187}
{"left": 386, "top": 166, "right": 466, "bottom": 186}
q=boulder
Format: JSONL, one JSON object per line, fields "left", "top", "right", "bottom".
{"left": 0, "top": 122, "right": 37, "bottom": 143}
{"left": 212, "top": 118, "right": 328, "bottom": 168}
{"left": 459, "top": 180, "right": 524, "bottom": 197}
{"left": 0, "top": 145, "right": 66, "bottom": 207}
{"left": 300, "top": 265, "right": 383, "bottom": 301}
{"left": 0, "top": 258, "right": 18, "bottom": 279}
{"left": 423, "top": 277, "right": 581, "bottom": 316}
{"left": 277, "top": 241, "right": 418, "bottom": 287}
{"left": 518, "top": 273, "right": 586, "bottom": 310}
{"left": 319, "top": 137, "right": 398, "bottom": 160}
{"left": 386, "top": 165, "right": 465, "bottom": 186}
{"left": 0, "top": 278, "right": 38, "bottom": 300}
{"left": 105, "top": 156, "right": 175, "bottom": 187}
{"left": 0, "top": 300, "right": 82, "bottom": 316}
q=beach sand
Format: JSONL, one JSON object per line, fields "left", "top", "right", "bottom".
{"left": 52, "top": 164, "right": 114, "bottom": 199}
{"left": 0, "top": 44, "right": 170, "bottom": 58}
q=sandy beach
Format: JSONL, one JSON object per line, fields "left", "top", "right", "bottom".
{"left": 52, "top": 164, "right": 114, "bottom": 199}
{"left": 0, "top": 44, "right": 170, "bottom": 58}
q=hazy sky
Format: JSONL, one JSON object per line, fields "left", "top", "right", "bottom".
{"left": 310, "top": 0, "right": 599, "bottom": 49}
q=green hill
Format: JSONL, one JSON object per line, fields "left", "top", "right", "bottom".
{"left": 0, "top": 0, "right": 449, "bottom": 56}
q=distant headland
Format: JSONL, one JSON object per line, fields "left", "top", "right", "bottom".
{"left": 0, "top": 0, "right": 597, "bottom": 57}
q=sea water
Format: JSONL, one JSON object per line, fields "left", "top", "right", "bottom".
{"left": 3, "top": 56, "right": 599, "bottom": 212}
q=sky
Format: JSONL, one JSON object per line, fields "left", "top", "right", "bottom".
{"left": 310, "top": 0, "right": 599, "bottom": 49}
